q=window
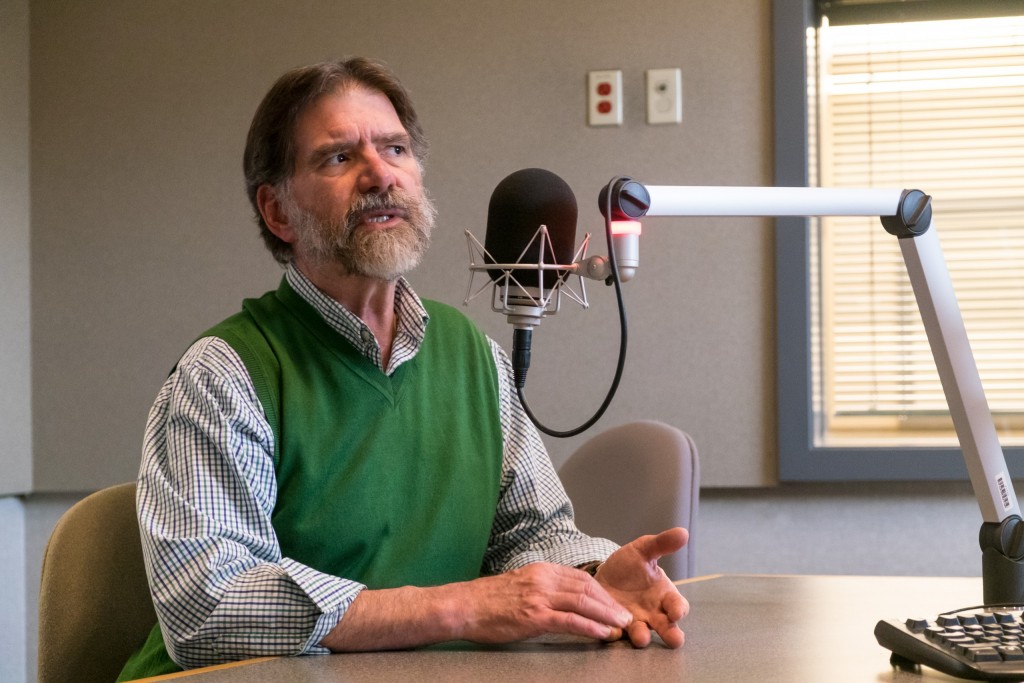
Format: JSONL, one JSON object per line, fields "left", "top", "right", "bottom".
{"left": 774, "top": 0, "right": 1024, "bottom": 480}
{"left": 816, "top": 14, "right": 1024, "bottom": 445}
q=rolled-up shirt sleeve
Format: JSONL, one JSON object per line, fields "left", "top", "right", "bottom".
{"left": 138, "top": 336, "right": 364, "bottom": 668}
{"left": 481, "top": 338, "right": 620, "bottom": 574}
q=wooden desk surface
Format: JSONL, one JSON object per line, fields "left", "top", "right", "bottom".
{"left": 143, "top": 574, "right": 986, "bottom": 682}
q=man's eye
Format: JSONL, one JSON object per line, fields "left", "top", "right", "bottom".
{"left": 388, "top": 145, "right": 407, "bottom": 156}
{"left": 326, "top": 153, "right": 348, "bottom": 166}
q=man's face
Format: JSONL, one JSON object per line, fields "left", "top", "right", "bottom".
{"left": 281, "top": 85, "right": 435, "bottom": 280}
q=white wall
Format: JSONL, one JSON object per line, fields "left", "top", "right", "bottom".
{"left": 0, "top": 500, "right": 27, "bottom": 683}
{"left": 1, "top": 0, "right": 33, "bottom": 676}
{"left": 28, "top": 0, "right": 774, "bottom": 492}
{"left": 699, "top": 483, "right": 984, "bottom": 577}
{"left": 0, "top": 0, "right": 32, "bottom": 496}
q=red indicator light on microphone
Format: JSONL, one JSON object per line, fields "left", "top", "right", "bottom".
{"left": 611, "top": 220, "right": 642, "bottom": 235}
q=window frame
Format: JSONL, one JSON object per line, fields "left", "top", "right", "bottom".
{"left": 773, "top": 0, "right": 1024, "bottom": 480}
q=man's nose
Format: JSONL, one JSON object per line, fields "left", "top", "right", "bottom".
{"left": 357, "top": 151, "right": 396, "bottom": 194}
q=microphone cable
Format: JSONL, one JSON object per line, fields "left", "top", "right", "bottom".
{"left": 514, "top": 175, "right": 630, "bottom": 438}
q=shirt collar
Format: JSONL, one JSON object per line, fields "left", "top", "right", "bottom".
{"left": 284, "top": 263, "right": 429, "bottom": 372}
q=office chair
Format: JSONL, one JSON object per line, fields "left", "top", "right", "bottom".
{"left": 559, "top": 420, "right": 700, "bottom": 580}
{"left": 38, "top": 482, "right": 156, "bottom": 683}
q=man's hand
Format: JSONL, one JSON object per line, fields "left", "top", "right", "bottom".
{"left": 322, "top": 563, "right": 634, "bottom": 651}
{"left": 594, "top": 527, "right": 689, "bottom": 648}
{"left": 454, "top": 563, "right": 634, "bottom": 644}
{"left": 321, "top": 529, "right": 689, "bottom": 652}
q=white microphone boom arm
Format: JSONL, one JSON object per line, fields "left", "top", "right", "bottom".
{"left": 604, "top": 180, "right": 1024, "bottom": 603}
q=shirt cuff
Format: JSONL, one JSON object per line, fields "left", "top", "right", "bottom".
{"left": 498, "top": 536, "right": 620, "bottom": 573}
{"left": 281, "top": 558, "right": 366, "bottom": 654}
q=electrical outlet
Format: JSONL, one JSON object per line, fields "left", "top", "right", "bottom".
{"left": 588, "top": 70, "right": 622, "bottom": 127}
{"left": 646, "top": 68, "right": 682, "bottom": 125}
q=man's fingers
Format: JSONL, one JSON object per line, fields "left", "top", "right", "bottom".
{"left": 548, "top": 610, "right": 623, "bottom": 641}
{"left": 547, "top": 579, "right": 632, "bottom": 630}
{"left": 626, "top": 620, "right": 652, "bottom": 648}
{"left": 625, "top": 619, "right": 685, "bottom": 650}
{"left": 655, "top": 623, "right": 686, "bottom": 649}
{"left": 602, "top": 626, "right": 625, "bottom": 642}
{"left": 506, "top": 564, "right": 633, "bottom": 641}
{"left": 662, "top": 587, "right": 689, "bottom": 622}
{"left": 632, "top": 527, "right": 689, "bottom": 562}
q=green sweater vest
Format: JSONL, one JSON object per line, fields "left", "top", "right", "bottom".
{"left": 234, "top": 279, "right": 504, "bottom": 587}
{"left": 120, "top": 279, "right": 503, "bottom": 679}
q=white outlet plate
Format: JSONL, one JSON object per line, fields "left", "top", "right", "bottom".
{"left": 588, "top": 70, "right": 622, "bottom": 127}
{"left": 646, "top": 68, "right": 682, "bottom": 125}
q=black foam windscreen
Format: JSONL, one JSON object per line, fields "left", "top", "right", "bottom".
{"left": 485, "top": 168, "right": 578, "bottom": 288}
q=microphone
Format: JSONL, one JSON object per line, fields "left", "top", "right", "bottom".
{"left": 464, "top": 170, "right": 641, "bottom": 437}
{"left": 485, "top": 167, "right": 579, "bottom": 290}
{"left": 483, "top": 167, "right": 581, "bottom": 309}
{"left": 482, "top": 168, "right": 580, "bottom": 388}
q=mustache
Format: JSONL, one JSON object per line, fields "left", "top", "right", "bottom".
{"left": 345, "top": 190, "right": 413, "bottom": 230}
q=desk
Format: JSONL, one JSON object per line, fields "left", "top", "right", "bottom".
{"left": 143, "top": 574, "right": 985, "bottom": 682}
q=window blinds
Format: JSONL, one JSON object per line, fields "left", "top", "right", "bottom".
{"left": 814, "top": 15, "right": 1024, "bottom": 440}
{"left": 819, "top": 0, "right": 1024, "bottom": 26}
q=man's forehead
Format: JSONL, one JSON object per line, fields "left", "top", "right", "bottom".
{"left": 292, "top": 86, "right": 406, "bottom": 152}
{"left": 308, "top": 85, "right": 402, "bottom": 128}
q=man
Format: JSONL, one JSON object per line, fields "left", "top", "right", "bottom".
{"left": 118, "top": 57, "right": 688, "bottom": 680}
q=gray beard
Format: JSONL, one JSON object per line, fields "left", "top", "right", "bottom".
{"left": 290, "top": 187, "right": 436, "bottom": 281}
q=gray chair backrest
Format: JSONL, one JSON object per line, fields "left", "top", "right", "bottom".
{"left": 38, "top": 482, "right": 156, "bottom": 683}
{"left": 559, "top": 420, "right": 700, "bottom": 580}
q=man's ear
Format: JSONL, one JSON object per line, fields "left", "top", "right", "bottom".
{"left": 256, "top": 184, "right": 297, "bottom": 244}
